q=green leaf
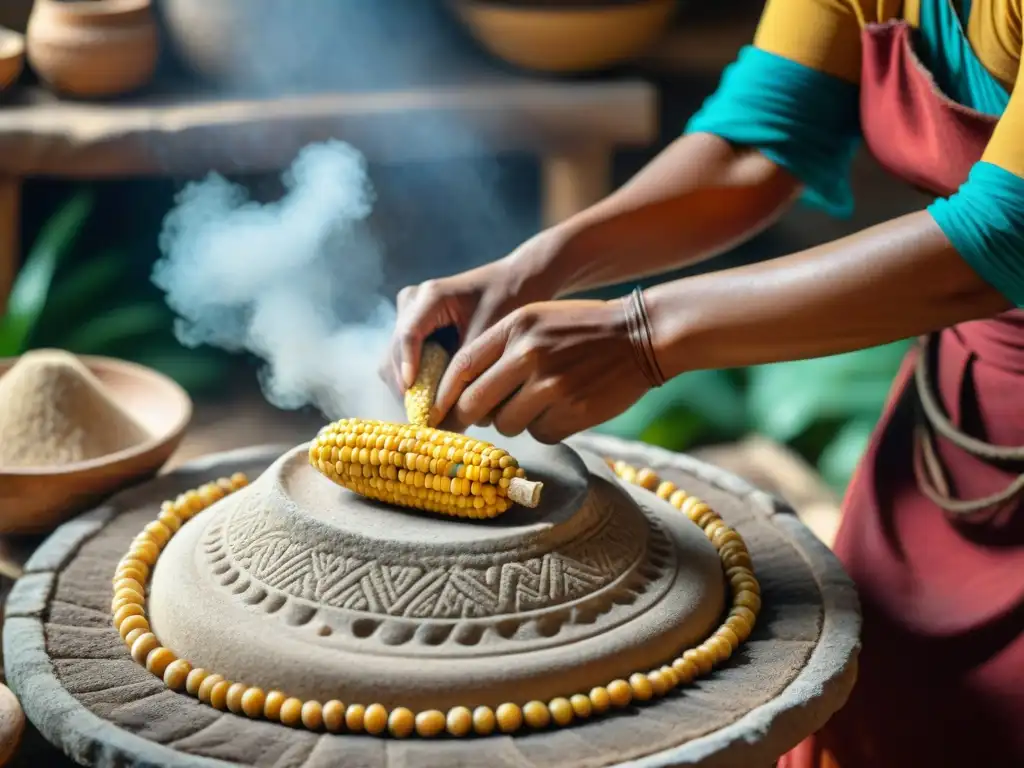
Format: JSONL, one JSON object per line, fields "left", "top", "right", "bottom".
{"left": 30, "top": 250, "right": 134, "bottom": 347}
{"left": 46, "top": 250, "right": 131, "bottom": 318}
{"left": 746, "top": 343, "right": 908, "bottom": 442}
{"left": 638, "top": 407, "right": 707, "bottom": 451}
{"left": 817, "top": 418, "right": 877, "bottom": 492}
{"left": 59, "top": 302, "right": 172, "bottom": 354}
{"left": 0, "top": 192, "right": 94, "bottom": 355}
{"left": 598, "top": 369, "right": 747, "bottom": 440}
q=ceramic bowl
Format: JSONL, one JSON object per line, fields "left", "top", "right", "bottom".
{"left": 0, "top": 27, "right": 25, "bottom": 93}
{"left": 451, "top": 0, "right": 677, "bottom": 74}
{"left": 0, "top": 355, "right": 192, "bottom": 534}
{"left": 26, "top": 0, "right": 159, "bottom": 98}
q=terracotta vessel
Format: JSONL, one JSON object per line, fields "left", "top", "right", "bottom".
{"left": 0, "top": 28, "right": 25, "bottom": 94}
{"left": 0, "top": 355, "right": 192, "bottom": 534}
{"left": 451, "top": 0, "right": 678, "bottom": 74}
{"left": 26, "top": 0, "right": 159, "bottom": 98}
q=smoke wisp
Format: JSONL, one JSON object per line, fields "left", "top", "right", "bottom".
{"left": 152, "top": 3, "right": 535, "bottom": 425}
{"left": 153, "top": 140, "right": 404, "bottom": 422}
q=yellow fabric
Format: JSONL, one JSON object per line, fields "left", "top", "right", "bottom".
{"left": 753, "top": 0, "right": 893, "bottom": 83}
{"left": 982, "top": 79, "right": 1024, "bottom": 175}
{"left": 752, "top": 0, "right": 1024, "bottom": 175}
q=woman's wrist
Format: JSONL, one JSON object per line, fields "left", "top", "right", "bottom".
{"left": 642, "top": 280, "right": 709, "bottom": 380}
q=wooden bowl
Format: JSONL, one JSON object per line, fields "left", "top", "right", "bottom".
{"left": 0, "top": 27, "right": 25, "bottom": 94}
{"left": 451, "top": 0, "right": 677, "bottom": 74}
{"left": 0, "top": 355, "right": 192, "bottom": 534}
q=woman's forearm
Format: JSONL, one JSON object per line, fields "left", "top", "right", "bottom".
{"left": 527, "top": 132, "right": 802, "bottom": 295}
{"left": 646, "top": 211, "right": 1012, "bottom": 375}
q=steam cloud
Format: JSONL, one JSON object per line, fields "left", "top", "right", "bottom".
{"left": 152, "top": 3, "right": 531, "bottom": 425}
{"left": 153, "top": 141, "right": 404, "bottom": 422}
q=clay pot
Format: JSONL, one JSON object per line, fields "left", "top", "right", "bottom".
{"left": 451, "top": 0, "right": 678, "bottom": 74}
{"left": 26, "top": 0, "right": 159, "bottom": 98}
{"left": 0, "top": 28, "right": 25, "bottom": 94}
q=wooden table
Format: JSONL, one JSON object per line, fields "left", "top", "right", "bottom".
{"left": 0, "top": 76, "right": 657, "bottom": 313}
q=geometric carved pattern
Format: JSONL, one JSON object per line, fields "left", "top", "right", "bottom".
{"left": 215, "top": 495, "right": 645, "bottom": 620}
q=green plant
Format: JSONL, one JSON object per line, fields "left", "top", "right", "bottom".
{"left": 597, "top": 341, "right": 909, "bottom": 492}
{"left": 0, "top": 190, "right": 230, "bottom": 393}
{"left": 0, "top": 192, "right": 93, "bottom": 356}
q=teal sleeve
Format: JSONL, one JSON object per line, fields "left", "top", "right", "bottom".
{"left": 928, "top": 162, "right": 1024, "bottom": 308}
{"left": 684, "top": 46, "right": 862, "bottom": 218}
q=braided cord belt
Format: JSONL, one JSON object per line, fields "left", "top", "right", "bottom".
{"left": 913, "top": 333, "right": 1024, "bottom": 519}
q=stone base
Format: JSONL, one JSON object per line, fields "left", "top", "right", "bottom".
{"left": 4, "top": 435, "right": 860, "bottom": 768}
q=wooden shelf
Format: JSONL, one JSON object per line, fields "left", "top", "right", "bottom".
{"left": 0, "top": 78, "right": 657, "bottom": 178}
{"left": 0, "top": 74, "right": 658, "bottom": 311}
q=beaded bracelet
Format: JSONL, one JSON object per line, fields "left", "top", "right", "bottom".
{"left": 111, "top": 460, "right": 761, "bottom": 738}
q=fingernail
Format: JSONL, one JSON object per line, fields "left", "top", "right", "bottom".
{"left": 402, "top": 362, "right": 415, "bottom": 388}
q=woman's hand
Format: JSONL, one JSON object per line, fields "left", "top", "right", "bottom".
{"left": 430, "top": 299, "right": 651, "bottom": 444}
{"left": 381, "top": 232, "right": 565, "bottom": 394}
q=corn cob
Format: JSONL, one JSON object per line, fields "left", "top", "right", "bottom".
{"left": 309, "top": 419, "right": 543, "bottom": 518}
{"left": 404, "top": 341, "right": 449, "bottom": 427}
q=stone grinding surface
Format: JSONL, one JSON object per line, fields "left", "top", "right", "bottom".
{"left": 146, "top": 444, "right": 729, "bottom": 711}
{"left": 6, "top": 439, "right": 860, "bottom": 768}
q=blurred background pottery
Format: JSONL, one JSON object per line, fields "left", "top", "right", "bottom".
{"left": 0, "top": 354, "right": 192, "bottom": 534}
{"left": 451, "top": 0, "right": 678, "bottom": 74}
{"left": 156, "top": 0, "right": 469, "bottom": 94}
{"left": 26, "top": 0, "right": 159, "bottom": 98}
{"left": 0, "top": 28, "right": 25, "bottom": 93}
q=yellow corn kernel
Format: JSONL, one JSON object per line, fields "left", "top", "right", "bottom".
{"left": 404, "top": 341, "right": 449, "bottom": 427}
{"left": 309, "top": 419, "right": 540, "bottom": 517}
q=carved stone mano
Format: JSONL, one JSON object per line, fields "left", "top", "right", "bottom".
{"left": 148, "top": 440, "right": 727, "bottom": 710}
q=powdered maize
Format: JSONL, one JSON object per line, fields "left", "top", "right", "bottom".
{"left": 309, "top": 419, "right": 542, "bottom": 518}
